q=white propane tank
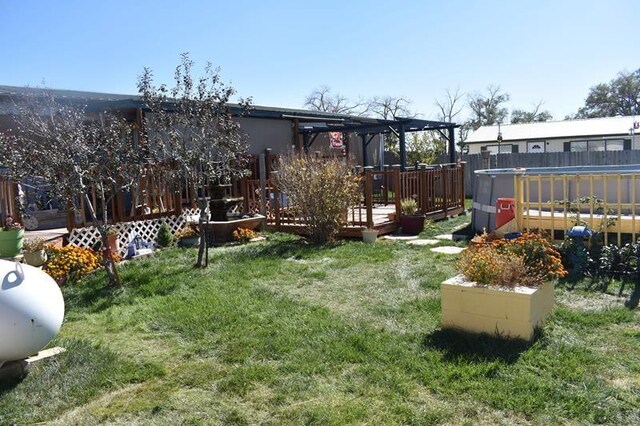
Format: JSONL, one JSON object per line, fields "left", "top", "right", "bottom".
{"left": 0, "top": 259, "right": 64, "bottom": 367}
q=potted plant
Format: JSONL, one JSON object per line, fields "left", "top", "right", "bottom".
{"left": 399, "top": 198, "right": 425, "bottom": 235}
{"left": 23, "top": 238, "right": 48, "bottom": 267}
{"left": 441, "top": 232, "right": 567, "bottom": 341}
{"left": 362, "top": 228, "right": 378, "bottom": 244}
{"left": 0, "top": 216, "right": 25, "bottom": 257}
{"left": 106, "top": 227, "right": 119, "bottom": 253}
{"left": 175, "top": 227, "right": 200, "bottom": 248}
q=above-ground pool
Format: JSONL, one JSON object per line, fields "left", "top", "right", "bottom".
{"left": 473, "top": 164, "right": 640, "bottom": 241}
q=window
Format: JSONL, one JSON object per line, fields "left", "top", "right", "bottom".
{"left": 570, "top": 141, "right": 588, "bottom": 152}
{"left": 483, "top": 144, "right": 515, "bottom": 154}
{"left": 564, "top": 139, "right": 631, "bottom": 152}
{"left": 527, "top": 140, "right": 546, "bottom": 153}
{"left": 607, "top": 139, "right": 624, "bottom": 151}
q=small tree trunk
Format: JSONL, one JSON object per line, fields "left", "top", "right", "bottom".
{"left": 196, "top": 197, "right": 208, "bottom": 268}
{"left": 84, "top": 192, "right": 121, "bottom": 287}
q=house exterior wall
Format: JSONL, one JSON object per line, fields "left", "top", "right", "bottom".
{"left": 237, "top": 115, "right": 383, "bottom": 167}
{"left": 236, "top": 116, "right": 294, "bottom": 155}
{"left": 466, "top": 134, "right": 638, "bottom": 155}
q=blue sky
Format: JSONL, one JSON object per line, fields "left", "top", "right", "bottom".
{"left": 1, "top": 0, "right": 638, "bottom": 121}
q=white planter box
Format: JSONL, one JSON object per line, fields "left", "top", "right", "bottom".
{"left": 441, "top": 275, "right": 554, "bottom": 341}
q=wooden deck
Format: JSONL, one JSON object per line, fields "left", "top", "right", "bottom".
{"left": 24, "top": 227, "right": 68, "bottom": 246}
{"left": 1, "top": 160, "right": 465, "bottom": 242}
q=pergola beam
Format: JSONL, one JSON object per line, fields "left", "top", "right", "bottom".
{"left": 360, "top": 134, "right": 377, "bottom": 167}
{"left": 297, "top": 117, "right": 460, "bottom": 169}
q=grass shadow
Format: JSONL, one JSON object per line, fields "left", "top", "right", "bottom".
{"left": 233, "top": 234, "right": 332, "bottom": 261}
{"left": 63, "top": 263, "right": 192, "bottom": 314}
{"left": 0, "top": 367, "right": 25, "bottom": 396}
{"left": 422, "top": 328, "right": 543, "bottom": 364}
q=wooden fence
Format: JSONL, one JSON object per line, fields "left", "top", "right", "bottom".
{"left": 445, "top": 151, "right": 640, "bottom": 197}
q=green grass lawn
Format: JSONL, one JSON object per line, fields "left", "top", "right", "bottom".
{"left": 1, "top": 217, "right": 639, "bottom": 425}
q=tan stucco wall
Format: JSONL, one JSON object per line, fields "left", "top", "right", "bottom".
{"left": 237, "top": 116, "right": 383, "bottom": 166}
{"left": 236, "top": 117, "right": 294, "bottom": 155}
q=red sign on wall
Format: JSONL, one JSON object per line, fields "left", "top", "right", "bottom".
{"left": 329, "top": 132, "right": 343, "bottom": 149}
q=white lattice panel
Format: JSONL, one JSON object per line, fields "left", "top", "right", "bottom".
{"left": 69, "top": 214, "right": 188, "bottom": 255}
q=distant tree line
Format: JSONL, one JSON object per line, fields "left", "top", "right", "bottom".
{"left": 303, "top": 66, "right": 640, "bottom": 154}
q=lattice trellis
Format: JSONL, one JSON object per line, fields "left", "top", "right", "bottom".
{"left": 69, "top": 214, "right": 188, "bottom": 256}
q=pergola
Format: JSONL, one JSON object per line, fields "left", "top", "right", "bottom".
{"left": 296, "top": 117, "right": 460, "bottom": 170}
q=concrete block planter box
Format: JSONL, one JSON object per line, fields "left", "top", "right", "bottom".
{"left": 441, "top": 275, "right": 554, "bottom": 341}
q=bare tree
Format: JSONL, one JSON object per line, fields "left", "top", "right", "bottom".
{"left": 436, "top": 88, "right": 468, "bottom": 152}
{"left": 368, "top": 95, "right": 413, "bottom": 120}
{"left": 138, "top": 53, "right": 251, "bottom": 268}
{"left": 435, "top": 88, "right": 465, "bottom": 123}
{"left": 0, "top": 89, "right": 143, "bottom": 286}
{"left": 304, "top": 86, "right": 367, "bottom": 115}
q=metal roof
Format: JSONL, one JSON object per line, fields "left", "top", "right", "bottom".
{"left": 465, "top": 116, "right": 639, "bottom": 144}
{"left": 0, "top": 85, "right": 356, "bottom": 121}
{"left": 298, "top": 117, "right": 458, "bottom": 135}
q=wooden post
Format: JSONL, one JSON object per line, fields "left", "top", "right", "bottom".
{"left": 364, "top": 167, "right": 374, "bottom": 229}
{"left": 419, "top": 164, "right": 428, "bottom": 213}
{"left": 399, "top": 124, "right": 407, "bottom": 171}
{"left": 441, "top": 165, "right": 448, "bottom": 217}
{"left": 259, "top": 153, "right": 267, "bottom": 230}
{"left": 175, "top": 189, "right": 182, "bottom": 216}
{"left": 116, "top": 179, "right": 126, "bottom": 222}
{"left": 459, "top": 162, "right": 465, "bottom": 209}
{"left": 481, "top": 150, "right": 490, "bottom": 170}
{"left": 343, "top": 132, "right": 350, "bottom": 166}
{"left": 361, "top": 134, "right": 369, "bottom": 167}
{"left": 241, "top": 176, "right": 249, "bottom": 213}
{"left": 66, "top": 201, "right": 76, "bottom": 232}
{"left": 265, "top": 148, "right": 273, "bottom": 179}
{"left": 393, "top": 165, "right": 401, "bottom": 223}
{"left": 514, "top": 170, "right": 525, "bottom": 232}
{"left": 383, "top": 164, "right": 389, "bottom": 205}
{"left": 10, "top": 182, "right": 20, "bottom": 224}
{"left": 272, "top": 171, "right": 281, "bottom": 230}
{"left": 448, "top": 126, "right": 456, "bottom": 164}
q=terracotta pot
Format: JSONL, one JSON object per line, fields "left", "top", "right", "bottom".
{"left": 400, "top": 215, "right": 425, "bottom": 235}
{"left": 106, "top": 234, "right": 118, "bottom": 253}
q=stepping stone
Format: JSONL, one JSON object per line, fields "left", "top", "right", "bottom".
{"left": 434, "top": 234, "right": 453, "bottom": 240}
{"left": 430, "top": 246, "right": 465, "bottom": 255}
{"left": 406, "top": 239, "right": 439, "bottom": 246}
{"left": 383, "top": 235, "right": 419, "bottom": 241}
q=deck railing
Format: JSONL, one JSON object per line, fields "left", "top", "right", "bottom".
{"left": 514, "top": 172, "right": 640, "bottom": 246}
{"left": 242, "top": 163, "right": 465, "bottom": 235}
{"left": 0, "top": 157, "right": 464, "bottom": 236}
